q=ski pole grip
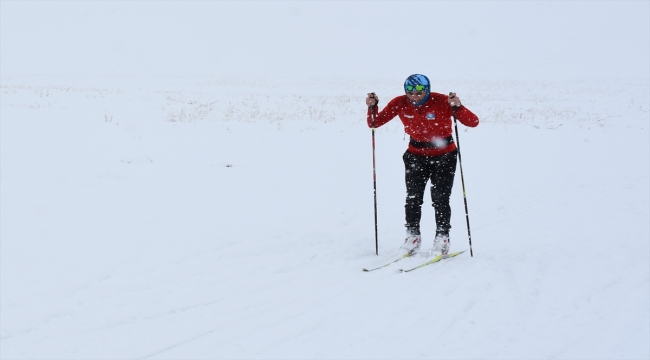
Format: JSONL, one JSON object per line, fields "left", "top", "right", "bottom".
{"left": 449, "top": 92, "right": 460, "bottom": 111}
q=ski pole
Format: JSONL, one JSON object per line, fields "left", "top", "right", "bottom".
{"left": 450, "top": 96, "right": 474, "bottom": 257}
{"left": 370, "top": 106, "right": 379, "bottom": 256}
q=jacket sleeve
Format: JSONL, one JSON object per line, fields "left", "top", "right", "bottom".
{"left": 453, "top": 105, "right": 479, "bottom": 128}
{"left": 367, "top": 97, "right": 401, "bottom": 128}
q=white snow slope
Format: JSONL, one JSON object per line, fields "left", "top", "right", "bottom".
{"left": 1, "top": 75, "right": 648, "bottom": 359}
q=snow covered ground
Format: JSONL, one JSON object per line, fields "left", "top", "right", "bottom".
{"left": 1, "top": 75, "right": 648, "bottom": 359}
{"left": 2, "top": 1, "right": 649, "bottom": 359}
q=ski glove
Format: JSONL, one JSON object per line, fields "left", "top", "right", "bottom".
{"left": 366, "top": 92, "right": 379, "bottom": 108}
{"left": 448, "top": 92, "right": 462, "bottom": 108}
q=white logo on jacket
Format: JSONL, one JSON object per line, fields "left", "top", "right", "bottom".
{"left": 404, "top": 114, "right": 414, "bottom": 119}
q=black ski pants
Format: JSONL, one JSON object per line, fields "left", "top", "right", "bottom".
{"left": 403, "top": 149, "right": 458, "bottom": 233}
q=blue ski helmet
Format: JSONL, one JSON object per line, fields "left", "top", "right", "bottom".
{"left": 404, "top": 74, "right": 431, "bottom": 106}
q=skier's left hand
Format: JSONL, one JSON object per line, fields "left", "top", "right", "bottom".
{"left": 448, "top": 92, "right": 462, "bottom": 108}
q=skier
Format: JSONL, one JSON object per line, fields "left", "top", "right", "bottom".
{"left": 366, "top": 74, "right": 479, "bottom": 256}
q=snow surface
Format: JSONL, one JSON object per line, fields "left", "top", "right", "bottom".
{"left": 1, "top": 75, "right": 648, "bottom": 359}
{"left": 1, "top": 1, "right": 650, "bottom": 359}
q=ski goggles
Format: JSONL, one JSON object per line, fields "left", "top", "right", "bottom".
{"left": 405, "top": 84, "right": 426, "bottom": 92}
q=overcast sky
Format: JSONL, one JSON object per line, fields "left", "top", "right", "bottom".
{"left": 1, "top": 1, "right": 649, "bottom": 80}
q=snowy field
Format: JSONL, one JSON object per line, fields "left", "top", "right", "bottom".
{"left": 1, "top": 75, "right": 648, "bottom": 359}
{"left": 2, "top": 1, "right": 649, "bottom": 359}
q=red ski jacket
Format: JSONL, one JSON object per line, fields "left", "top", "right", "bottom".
{"left": 367, "top": 92, "right": 479, "bottom": 157}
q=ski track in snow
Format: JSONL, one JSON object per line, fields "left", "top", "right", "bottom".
{"left": 1, "top": 76, "right": 648, "bottom": 359}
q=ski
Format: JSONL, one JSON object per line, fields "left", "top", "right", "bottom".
{"left": 363, "top": 253, "right": 413, "bottom": 272}
{"left": 399, "top": 250, "right": 467, "bottom": 273}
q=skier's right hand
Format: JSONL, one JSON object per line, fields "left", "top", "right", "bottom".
{"left": 366, "top": 92, "right": 379, "bottom": 108}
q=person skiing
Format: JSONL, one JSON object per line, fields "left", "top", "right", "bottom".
{"left": 366, "top": 74, "right": 479, "bottom": 256}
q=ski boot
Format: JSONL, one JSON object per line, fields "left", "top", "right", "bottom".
{"left": 432, "top": 230, "right": 450, "bottom": 256}
{"left": 400, "top": 225, "right": 421, "bottom": 255}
